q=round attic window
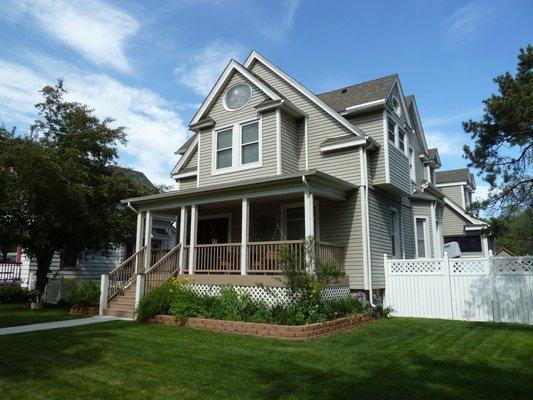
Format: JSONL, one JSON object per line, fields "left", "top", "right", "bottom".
{"left": 392, "top": 96, "right": 401, "bottom": 116}
{"left": 224, "top": 84, "right": 252, "bottom": 111}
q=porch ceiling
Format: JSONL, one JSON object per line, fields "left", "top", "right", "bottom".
{"left": 122, "top": 170, "right": 357, "bottom": 211}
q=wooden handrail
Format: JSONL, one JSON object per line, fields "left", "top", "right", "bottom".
{"left": 144, "top": 243, "right": 182, "bottom": 293}
{"left": 107, "top": 246, "right": 146, "bottom": 301}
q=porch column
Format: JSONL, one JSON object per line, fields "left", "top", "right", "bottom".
{"left": 143, "top": 210, "right": 153, "bottom": 271}
{"left": 304, "top": 190, "right": 315, "bottom": 273}
{"left": 240, "top": 198, "right": 249, "bottom": 275}
{"left": 188, "top": 204, "right": 198, "bottom": 275}
{"left": 134, "top": 211, "right": 143, "bottom": 273}
{"left": 178, "top": 206, "right": 188, "bottom": 274}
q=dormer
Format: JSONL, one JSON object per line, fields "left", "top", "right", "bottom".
{"left": 435, "top": 168, "right": 476, "bottom": 210}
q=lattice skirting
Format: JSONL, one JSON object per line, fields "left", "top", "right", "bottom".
{"left": 188, "top": 284, "right": 350, "bottom": 307}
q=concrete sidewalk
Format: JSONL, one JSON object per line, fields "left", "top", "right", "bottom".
{"left": 0, "top": 316, "right": 131, "bottom": 336}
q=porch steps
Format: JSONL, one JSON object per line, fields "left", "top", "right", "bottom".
{"left": 103, "top": 282, "right": 136, "bottom": 319}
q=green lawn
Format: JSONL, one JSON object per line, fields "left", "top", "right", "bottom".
{"left": 0, "top": 318, "right": 532, "bottom": 400}
{"left": 0, "top": 303, "right": 81, "bottom": 328}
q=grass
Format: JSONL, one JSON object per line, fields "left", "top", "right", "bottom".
{"left": 0, "top": 318, "right": 532, "bottom": 400}
{"left": 0, "top": 303, "right": 82, "bottom": 328}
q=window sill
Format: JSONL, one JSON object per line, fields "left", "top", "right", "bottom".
{"left": 211, "top": 162, "right": 262, "bottom": 176}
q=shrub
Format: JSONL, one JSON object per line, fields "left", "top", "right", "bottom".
{"left": 64, "top": 282, "right": 100, "bottom": 306}
{"left": 0, "top": 284, "right": 29, "bottom": 303}
{"left": 137, "top": 277, "right": 190, "bottom": 321}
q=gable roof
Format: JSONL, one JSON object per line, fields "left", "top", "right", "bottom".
{"left": 175, "top": 134, "right": 197, "bottom": 155}
{"left": 112, "top": 166, "right": 155, "bottom": 190}
{"left": 171, "top": 134, "right": 199, "bottom": 178}
{"left": 436, "top": 168, "right": 472, "bottom": 185}
{"left": 189, "top": 59, "right": 281, "bottom": 126}
{"left": 244, "top": 51, "right": 366, "bottom": 138}
{"left": 317, "top": 74, "right": 397, "bottom": 112}
{"left": 404, "top": 94, "right": 429, "bottom": 154}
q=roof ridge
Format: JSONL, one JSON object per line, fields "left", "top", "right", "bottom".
{"left": 316, "top": 73, "right": 398, "bottom": 96}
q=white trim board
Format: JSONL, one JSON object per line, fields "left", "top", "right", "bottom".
{"left": 244, "top": 51, "right": 366, "bottom": 139}
{"left": 171, "top": 135, "right": 199, "bottom": 177}
{"left": 190, "top": 59, "right": 281, "bottom": 126}
{"left": 320, "top": 138, "right": 367, "bottom": 153}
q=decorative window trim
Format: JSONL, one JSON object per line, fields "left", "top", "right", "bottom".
{"left": 414, "top": 215, "right": 430, "bottom": 258}
{"left": 222, "top": 83, "right": 253, "bottom": 112}
{"left": 211, "top": 118, "right": 262, "bottom": 175}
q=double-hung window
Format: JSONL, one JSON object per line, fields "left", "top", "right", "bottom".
{"left": 415, "top": 217, "right": 428, "bottom": 258}
{"left": 398, "top": 129, "right": 405, "bottom": 151}
{"left": 388, "top": 118, "right": 396, "bottom": 143}
{"left": 390, "top": 208, "right": 400, "bottom": 258}
{"left": 214, "top": 119, "right": 261, "bottom": 172}
{"left": 241, "top": 121, "right": 259, "bottom": 164}
{"left": 409, "top": 148, "right": 416, "bottom": 181}
{"left": 216, "top": 128, "right": 233, "bottom": 169}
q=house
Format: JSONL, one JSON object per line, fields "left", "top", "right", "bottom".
{"left": 495, "top": 247, "right": 517, "bottom": 257}
{"left": 18, "top": 168, "right": 176, "bottom": 288}
{"left": 101, "top": 51, "right": 490, "bottom": 317}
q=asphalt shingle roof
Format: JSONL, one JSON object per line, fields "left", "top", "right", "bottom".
{"left": 112, "top": 166, "right": 155, "bottom": 190}
{"left": 316, "top": 74, "right": 397, "bottom": 112}
{"left": 435, "top": 168, "right": 471, "bottom": 184}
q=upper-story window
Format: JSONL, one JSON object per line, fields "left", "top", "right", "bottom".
{"left": 224, "top": 84, "right": 252, "bottom": 111}
{"left": 213, "top": 119, "right": 262, "bottom": 174}
{"left": 241, "top": 121, "right": 259, "bottom": 164}
{"left": 409, "top": 148, "right": 416, "bottom": 181}
{"left": 216, "top": 128, "right": 233, "bottom": 169}
{"left": 388, "top": 118, "right": 396, "bottom": 142}
{"left": 398, "top": 129, "right": 405, "bottom": 151}
{"left": 390, "top": 208, "right": 401, "bottom": 258}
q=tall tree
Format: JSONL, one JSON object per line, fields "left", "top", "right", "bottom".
{"left": 489, "top": 208, "right": 533, "bottom": 255}
{"left": 0, "top": 80, "right": 154, "bottom": 291}
{"left": 463, "top": 45, "right": 533, "bottom": 216}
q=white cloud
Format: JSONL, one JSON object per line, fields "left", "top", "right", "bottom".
{"left": 1, "top": 0, "right": 138, "bottom": 73}
{"left": 425, "top": 130, "right": 465, "bottom": 155}
{"left": 445, "top": 2, "right": 496, "bottom": 44}
{"left": 0, "top": 57, "right": 187, "bottom": 186}
{"left": 174, "top": 42, "right": 246, "bottom": 96}
{"left": 258, "top": 0, "right": 300, "bottom": 42}
{"left": 473, "top": 184, "right": 490, "bottom": 203}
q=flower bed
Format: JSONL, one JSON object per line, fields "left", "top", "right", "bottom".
{"left": 151, "top": 313, "right": 373, "bottom": 340}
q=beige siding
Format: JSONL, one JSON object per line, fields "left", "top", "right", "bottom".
{"left": 179, "top": 177, "right": 197, "bottom": 190}
{"left": 389, "top": 143, "right": 410, "bottom": 193}
{"left": 182, "top": 149, "right": 197, "bottom": 170}
{"left": 281, "top": 112, "right": 299, "bottom": 173}
{"left": 411, "top": 200, "right": 436, "bottom": 257}
{"left": 348, "top": 112, "right": 385, "bottom": 185}
{"left": 442, "top": 204, "right": 468, "bottom": 236}
{"left": 406, "top": 119, "right": 426, "bottom": 191}
{"left": 320, "top": 191, "right": 364, "bottom": 289}
{"left": 250, "top": 60, "right": 361, "bottom": 185}
{"left": 368, "top": 188, "right": 401, "bottom": 289}
{"left": 440, "top": 186, "right": 465, "bottom": 208}
{"left": 198, "top": 71, "right": 277, "bottom": 186}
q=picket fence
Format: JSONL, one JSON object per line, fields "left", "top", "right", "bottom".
{"left": 384, "top": 252, "right": 533, "bottom": 325}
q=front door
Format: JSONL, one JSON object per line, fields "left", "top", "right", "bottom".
{"left": 197, "top": 217, "right": 230, "bottom": 244}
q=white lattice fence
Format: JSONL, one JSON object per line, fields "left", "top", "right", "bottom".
{"left": 385, "top": 253, "right": 533, "bottom": 325}
{"left": 188, "top": 283, "right": 350, "bottom": 307}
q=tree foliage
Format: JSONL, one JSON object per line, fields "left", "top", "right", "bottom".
{"left": 489, "top": 208, "right": 533, "bottom": 256}
{"left": 463, "top": 45, "right": 533, "bottom": 216}
{"left": 0, "top": 80, "right": 155, "bottom": 290}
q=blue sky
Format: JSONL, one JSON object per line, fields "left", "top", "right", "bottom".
{"left": 0, "top": 0, "right": 531, "bottom": 198}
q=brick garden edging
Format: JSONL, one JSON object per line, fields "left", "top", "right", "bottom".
{"left": 150, "top": 314, "right": 373, "bottom": 340}
{"left": 70, "top": 305, "right": 99, "bottom": 316}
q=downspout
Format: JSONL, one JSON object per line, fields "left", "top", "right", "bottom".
{"left": 359, "top": 146, "right": 374, "bottom": 306}
{"left": 127, "top": 202, "right": 138, "bottom": 214}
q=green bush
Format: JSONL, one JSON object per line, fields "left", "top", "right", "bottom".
{"left": 64, "top": 282, "right": 100, "bottom": 306}
{"left": 137, "top": 278, "right": 190, "bottom": 321}
{"left": 0, "top": 284, "right": 29, "bottom": 303}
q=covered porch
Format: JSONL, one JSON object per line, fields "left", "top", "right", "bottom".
{"left": 102, "top": 171, "right": 356, "bottom": 311}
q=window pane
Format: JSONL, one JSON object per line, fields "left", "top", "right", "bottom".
{"left": 388, "top": 119, "right": 395, "bottom": 142}
{"left": 417, "top": 239, "right": 426, "bottom": 257}
{"left": 287, "top": 219, "right": 305, "bottom": 240}
{"left": 443, "top": 236, "right": 482, "bottom": 252}
{"left": 416, "top": 219, "right": 426, "bottom": 257}
{"left": 242, "top": 122, "right": 258, "bottom": 144}
{"left": 217, "top": 129, "right": 232, "bottom": 150}
{"left": 242, "top": 143, "right": 259, "bottom": 164}
{"left": 287, "top": 207, "right": 304, "bottom": 220}
{"left": 216, "top": 148, "right": 232, "bottom": 169}
{"left": 399, "top": 130, "right": 405, "bottom": 150}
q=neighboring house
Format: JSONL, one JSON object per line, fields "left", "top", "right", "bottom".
{"left": 104, "top": 51, "right": 490, "bottom": 315}
{"left": 19, "top": 168, "right": 176, "bottom": 287}
{"left": 496, "top": 247, "right": 517, "bottom": 257}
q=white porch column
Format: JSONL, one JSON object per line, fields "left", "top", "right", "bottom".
{"left": 482, "top": 235, "right": 489, "bottom": 257}
{"left": 134, "top": 273, "right": 145, "bottom": 312}
{"left": 240, "top": 198, "right": 249, "bottom": 275}
{"left": 178, "top": 206, "right": 188, "bottom": 274}
{"left": 304, "top": 190, "right": 315, "bottom": 273}
{"left": 98, "top": 274, "right": 109, "bottom": 316}
{"left": 188, "top": 204, "right": 198, "bottom": 275}
{"left": 134, "top": 211, "right": 144, "bottom": 273}
{"left": 143, "top": 210, "right": 153, "bottom": 271}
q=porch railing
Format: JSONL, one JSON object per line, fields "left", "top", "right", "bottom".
{"left": 316, "top": 242, "right": 345, "bottom": 271}
{"left": 107, "top": 246, "right": 146, "bottom": 301}
{"left": 248, "top": 240, "right": 305, "bottom": 273}
{"left": 151, "top": 249, "right": 170, "bottom": 267}
{"left": 0, "top": 262, "right": 22, "bottom": 282}
{"left": 195, "top": 243, "right": 241, "bottom": 273}
{"left": 144, "top": 244, "right": 181, "bottom": 294}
